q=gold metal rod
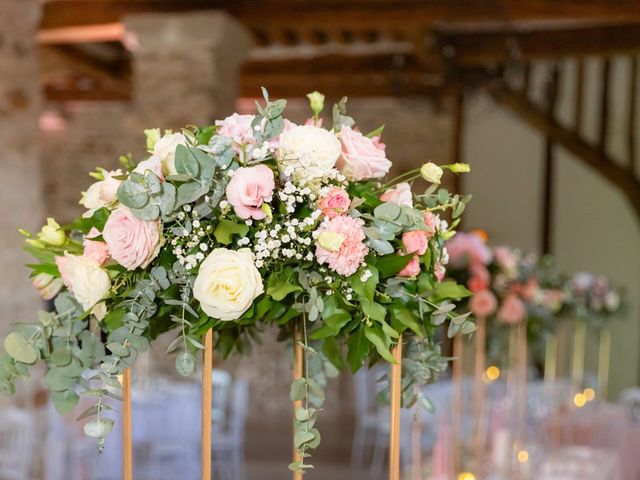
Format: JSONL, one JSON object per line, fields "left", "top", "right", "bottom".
{"left": 571, "top": 321, "right": 586, "bottom": 389}
{"left": 516, "top": 322, "right": 527, "bottom": 455}
{"left": 474, "top": 316, "right": 486, "bottom": 464}
{"left": 598, "top": 327, "right": 612, "bottom": 400}
{"left": 201, "top": 329, "right": 213, "bottom": 480}
{"left": 389, "top": 336, "right": 403, "bottom": 480}
{"left": 452, "top": 334, "right": 463, "bottom": 476}
{"left": 544, "top": 334, "right": 557, "bottom": 385}
{"left": 411, "top": 385, "right": 422, "bottom": 480}
{"left": 122, "top": 368, "right": 133, "bottom": 480}
{"left": 293, "top": 322, "right": 304, "bottom": 480}
{"left": 556, "top": 321, "right": 567, "bottom": 379}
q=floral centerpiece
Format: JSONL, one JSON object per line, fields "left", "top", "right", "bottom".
{"left": 0, "top": 90, "right": 472, "bottom": 472}
{"left": 564, "top": 272, "right": 624, "bottom": 327}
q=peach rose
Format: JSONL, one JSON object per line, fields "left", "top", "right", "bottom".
{"left": 402, "top": 230, "right": 428, "bottom": 256}
{"left": 380, "top": 182, "right": 413, "bottom": 207}
{"left": 318, "top": 187, "right": 350, "bottom": 218}
{"left": 337, "top": 126, "right": 391, "bottom": 180}
{"left": 225, "top": 165, "right": 275, "bottom": 220}
{"left": 83, "top": 228, "right": 110, "bottom": 265}
{"left": 423, "top": 211, "right": 436, "bottom": 237}
{"left": 103, "top": 206, "right": 161, "bottom": 270}
{"left": 398, "top": 255, "right": 420, "bottom": 277}
{"left": 497, "top": 294, "right": 526, "bottom": 325}
{"left": 469, "top": 289, "right": 498, "bottom": 317}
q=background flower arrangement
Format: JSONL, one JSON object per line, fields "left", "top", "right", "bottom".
{"left": 0, "top": 89, "right": 473, "bottom": 472}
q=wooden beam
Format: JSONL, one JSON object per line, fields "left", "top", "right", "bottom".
{"left": 493, "top": 85, "right": 640, "bottom": 220}
{"left": 574, "top": 59, "right": 585, "bottom": 133}
{"left": 629, "top": 55, "right": 638, "bottom": 168}
{"left": 599, "top": 58, "right": 611, "bottom": 153}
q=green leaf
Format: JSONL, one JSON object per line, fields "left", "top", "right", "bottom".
{"left": 294, "top": 430, "right": 316, "bottom": 448}
{"left": 361, "top": 298, "right": 386, "bottom": 322}
{"left": 84, "top": 419, "right": 114, "bottom": 438}
{"left": 434, "top": 281, "right": 472, "bottom": 301}
{"left": 374, "top": 202, "right": 401, "bottom": 221}
{"left": 175, "top": 352, "right": 196, "bottom": 376}
{"left": 392, "top": 306, "right": 424, "bottom": 336}
{"left": 117, "top": 179, "right": 149, "bottom": 209}
{"left": 267, "top": 274, "right": 303, "bottom": 301}
{"left": 213, "top": 219, "right": 249, "bottom": 245}
{"left": 53, "top": 390, "right": 79, "bottom": 414}
{"left": 347, "top": 326, "right": 370, "bottom": 372}
{"left": 4, "top": 333, "right": 38, "bottom": 364}
{"left": 364, "top": 325, "right": 394, "bottom": 363}
{"left": 376, "top": 253, "right": 415, "bottom": 278}
{"left": 290, "top": 378, "right": 306, "bottom": 402}
{"left": 174, "top": 145, "right": 200, "bottom": 177}
{"left": 322, "top": 337, "right": 344, "bottom": 370}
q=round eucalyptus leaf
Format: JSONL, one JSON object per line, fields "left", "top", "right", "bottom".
{"left": 117, "top": 180, "right": 149, "bottom": 209}
{"left": 53, "top": 390, "right": 79, "bottom": 414}
{"left": 83, "top": 418, "right": 114, "bottom": 438}
{"left": 374, "top": 202, "right": 400, "bottom": 221}
{"left": 4, "top": 332, "right": 38, "bottom": 364}
{"left": 175, "top": 352, "right": 196, "bottom": 377}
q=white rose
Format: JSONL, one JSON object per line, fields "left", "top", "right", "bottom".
{"left": 79, "top": 169, "right": 123, "bottom": 218}
{"left": 276, "top": 125, "right": 341, "bottom": 182}
{"left": 154, "top": 132, "right": 187, "bottom": 176}
{"left": 54, "top": 253, "right": 111, "bottom": 320}
{"left": 193, "top": 248, "right": 264, "bottom": 321}
{"left": 420, "top": 162, "right": 444, "bottom": 184}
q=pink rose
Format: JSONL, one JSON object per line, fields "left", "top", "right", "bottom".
{"left": 318, "top": 187, "right": 350, "bottom": 219}
{"left": 497, "top": 294, "right": 526, "bottom": 325}
{"left": 371, "top": 136, "right": 386, "bottom": 151}
{"left": 470, "top": 289, "right": 497, "bottom": 317}
{"left": 402, "top": 230, "right": 428, "bottom": 256}
{"left": 100, "top": 170, "right": 123, "bottom": 204}
{"left": 225, "top": 165, "right": 275, "bottom": 220}
{"left": 134, "top": 155, "right": 164, "bottom": 181}
{"left": 398, "top": 255, "right": 421, "bottom": 277}
{"left": 304, "top": 117, "right": 323, "bottom": 128}
{"left": 468, "top": 263, "right": 490, "bottom": 292}
{"left": 380, "top": 182, "right": 413, "bottom": 207}
{"left": 446, "top": 232, "right": 492, "bottom": 267}
{"left": 83, "top": 228, "right": 110, "bottom": 265}
{"left": 337, "top": 126, "right": 392, "bottom": 180}
{"left": 434, "top": 262, "right": 446, "bottom": 282}
{"left": 103, "top": 206, "right": 161, "bottom": 270}
{"left": 215, "top": 113, "right": 256, "bottom": 145}
{"left": 423, "top": 211, "right": 436, "bottom": 237}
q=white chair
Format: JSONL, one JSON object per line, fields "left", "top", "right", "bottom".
{"left": 0, "top": 407, "right": 36, "bottom": 480}
{"left": 212, "top": 370, "right": 232, "bottom": 434}
{"left": 619, "top": 387, "right": 640, "bottom": 422}
{"left": 212, "top": 379, "right": 249, "bottom": 480}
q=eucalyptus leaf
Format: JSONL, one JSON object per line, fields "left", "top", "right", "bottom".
{"left": 4, "top": 333, "right": 38, "bottom": 364}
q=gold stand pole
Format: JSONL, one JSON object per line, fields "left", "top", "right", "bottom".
{"left": 411, "top": 385, "right": 422, "bottom": 480}
{"left": 201, "top": 329, "right": 213, "bottom": 480}
{"left": 389, "top": 336, "right": 403, "bottom": 480}
{"left": 122, "top": 368, "right": 133, "bottom": 480}
{"left": 544, "top": 334, "right": 557, "bottom": 385}
{"left": 452, "top": 334, "right": 464, "bottom": 476}
{"left": 571, "top": 321, "right": 586, "bottom": 390}
{"left": 597, "top": 327, "right": 611, "bottom": 400}
{"left": 293, "top": 323, "right": 304, "bottom": 480}
{"left": 556, "top": 321, "right": 568, "bottom": 379}
{"left": 474, "top": 317, "right": 486, "bottom": 467}
{"left": 515, "top": 322, "right": 527, "bottom": 460}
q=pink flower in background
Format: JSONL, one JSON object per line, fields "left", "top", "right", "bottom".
{"left": 380, "top": 182, "right": 413, "bottom": 207}
{"left": 318, "top": 187, "right": 350, "bottom": 219}
{"left": 398, "top": 255, "right": 420, "bottom": 277}
{"left": 134, "top": 155, "right": 164, "bottom": 180}
{"left": 446, "top": 232, "right": 492, "bottom": 267}
{"left": 543, "top": 289, "right": 565, "bottom": 313}
{"left": 423, "top": 211, "right": 436, "bottom": 237}
{"left": 83, "top": 228, "right": 110, "bottom": 265}
{"left": 315, "top": 215, "right": 368, "bottom": 276}
{"left": 31, "top": 273, "right": 63, "bottom": 301}
{"left": 470, "top": 289, "right": 498, "bottom": 317}
{"left": 494, "top": 246, "right": 518, "bottom": 274}
{"left": 497, "top": 294, "right": 526, "bottom": 324}
{"left": 103, "top": 206, "right": 161, "bottom": 271}
{"left": 468, "top": 263, "right": 490, "bottom": 292}
{"left": 216, "top": 113, "right": 256, "bottom": 145}
{"left": 337, "top": 125, "right": 392, "bottom": 180}
{"left": 434, "top": 262, "right": 446, "bottom": 282}
{"left": 402, "top": 230, "right": 428, "bottom": 256}
{"left": 226, "top": 165, "right": 275, "bottom": 220}
{"left": 520, "top": 278, "right": 539, "bottom": 302}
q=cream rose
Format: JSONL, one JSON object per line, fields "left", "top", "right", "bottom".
{"left": 79, "top": 169, "right": 123, "bottom": 218}
{"left": 193, "top": 248, "right": 264, "bottom": 321}
{"left": 420, "top": 162, "right": 443, "bottom": 184}
{"left": 276, "top": 125, "right": 341, "bottom": 182}
{"left": 55, "top": 253, "right": 111, "bottom": 320}
{"left": 153, "top": 132, "right": 187, "bottom": 176}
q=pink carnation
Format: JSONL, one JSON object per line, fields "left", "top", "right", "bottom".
{"left": 446, "top": 232, "right": 492, "bottom": 268}
{"left": 103, "top": 206, "right": 161, "bottom": 271}
{"left": 398, "top": 255, "right": 420, "bottom": 277}
{"left": 380, "top": 182, "right": 413, "bottom": 207}
{"left": 225, "top": 165, "right": 275, "bottom": 220}
{"left": 318, "top": 187, "right": 350, "bottom": 219}
{"left": 402, "top": 230, "right": 428, "bottom": 256}
{"left": 336, "top": 126, "right": 392, "bottom": 180}
{"left": 83, "top": 227, "right": 110, "bottom": 265}
{"left": 497, "top": 294, "right": 526, "bottom": 325}
{"left": 215, "top": 113, "right": 256, "bottom": 145}
{"left": 469, "top": 290, "right": 497, "bottom": 317}
{"left": 315, "top": 216, "right": 368, "bottom": 276}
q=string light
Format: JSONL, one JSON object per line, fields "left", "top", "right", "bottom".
{"left": 584, "top": 388, "right": 596, "bottom": 401}
{"left": 458, "top": 473, "right": 476, "bottom": 480}
{"left": 517, "top": 450, "right": 529, "bottom": 463}
{"left": 574, "top": 393, "right": 587, "bottom": 407}
{"left": 485, "top": 365, "right": 500, "bottom": 382}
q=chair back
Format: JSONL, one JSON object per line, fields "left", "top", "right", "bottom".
{"left": 0, "top": 407, "right": 36, "bottom": 480}
{"left": 353, "top": 365, "right": 385, "bottom": 418}
{"left": 228, "top": 380, "right": 249, "bottom": 443}
{"left": 619, "top": 387, "right": 640, "bottom": 421}
{"left": 212, "top": 369, "right": 232, "bottom": 431}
